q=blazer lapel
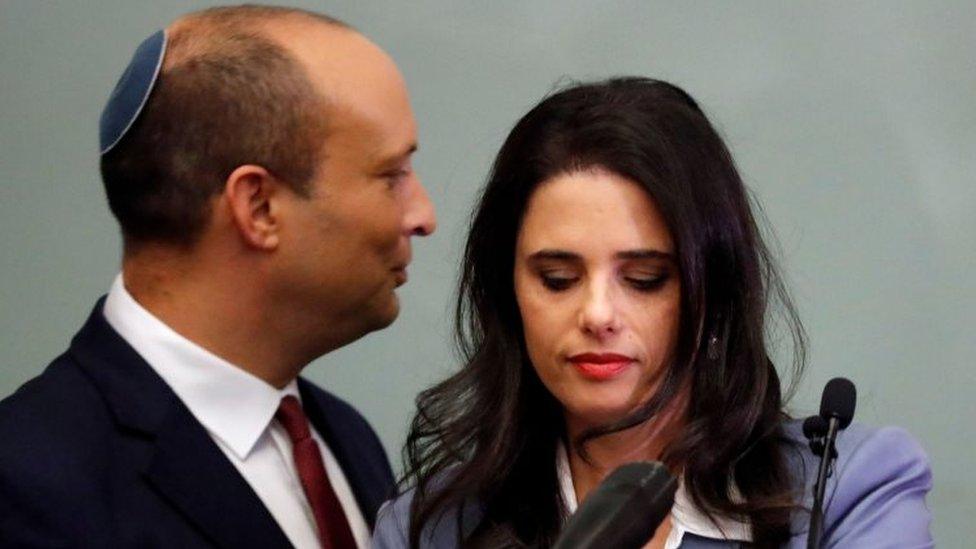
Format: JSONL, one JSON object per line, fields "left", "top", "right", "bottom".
{"left": 678, "top": 533, "right": 742, "bottom": 548}
{"left": 70, "top": 299, "right": 292, "bottom": 548}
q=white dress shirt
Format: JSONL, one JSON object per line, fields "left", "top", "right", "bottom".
{"left": 102, "top": 274, "right": 371, "bottom": 549}
{"left": 556, "top": 443, "right": 751, "bottom": 548}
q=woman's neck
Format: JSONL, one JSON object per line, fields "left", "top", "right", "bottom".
{"left": 564, "top": 392, "right": 688, "bottom": 505}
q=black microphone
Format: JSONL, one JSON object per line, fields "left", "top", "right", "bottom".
{"left": 553, "top": 461, "right": 677, "bottom": 549}
{"left": 805, "top": 377, "right": 856, "bottom": 549}
{"left": 820, "top": 377, "right": 856, "bottom": 428}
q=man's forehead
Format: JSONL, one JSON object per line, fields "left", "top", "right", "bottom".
{"left": 268, "top": 22, "right": 386, "bottom": 86}
{"left": 261, "top": 20, "right": 416, "bottom": 164}
{"left": 326, "top": 98, "right": 417, "bottom": 167}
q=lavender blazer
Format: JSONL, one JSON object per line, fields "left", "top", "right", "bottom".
{"left": 372, "top": 420, "right": 933, "bottom": 548}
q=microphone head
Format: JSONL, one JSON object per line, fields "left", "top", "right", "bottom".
{"left": 802, "top": 415, "right": 828, "bottom": 439}
{"left": 553, "top": 461, "right": 676, "bottom": 549}
{"left": 819, "top": 377, "right": 856, "bottom": 428}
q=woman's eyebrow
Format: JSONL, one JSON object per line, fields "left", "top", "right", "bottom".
{"left": 527, "top": 249, "right": 580, "bottom": 262}
{"left": 615, "top": 249, "right": 674, "bottom": 261}
{"left": 526, "top": 249, "right": 674, "bottom": 263}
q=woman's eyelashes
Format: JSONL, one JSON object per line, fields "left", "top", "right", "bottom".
{"left": 537, "top": 270, "right": 670, "bottom": 292}
{"left": 624, "top": 272, "right": 669, "bottom": 291}
{"left": 540, "top": 272, "right": 577, "bottom": 291}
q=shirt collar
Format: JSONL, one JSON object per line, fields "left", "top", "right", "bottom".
{"left": 556, "top": 442, "right": 752, "bottom": 545}
{"left": 102, "top": 273, "right": 299, "bottom": 459}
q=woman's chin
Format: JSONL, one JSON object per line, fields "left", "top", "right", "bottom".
{"left": 564, "top": 397, "right": 637, "bottom": 428}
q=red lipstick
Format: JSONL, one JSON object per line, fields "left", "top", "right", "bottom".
{"left": 567, "top": 352, "right": 634, "bottom": 381}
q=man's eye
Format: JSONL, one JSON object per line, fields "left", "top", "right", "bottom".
{"left": 540, "top": 274, "right": 575, "bottom": 291}
{"left": 384, "top": 169, "right": 409, "bottom": 183}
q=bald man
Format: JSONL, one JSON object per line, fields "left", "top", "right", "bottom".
{"left": 0, "top": 6, "right": 434, "bottom": 548}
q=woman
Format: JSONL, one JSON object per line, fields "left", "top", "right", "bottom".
{"left": 374, "top": 78, "right": 932, "bottom": 548}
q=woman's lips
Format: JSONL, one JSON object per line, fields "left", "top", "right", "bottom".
{"left": 568, "top": 352, "right": 635, "bottom": 381}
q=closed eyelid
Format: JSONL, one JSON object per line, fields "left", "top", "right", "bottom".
{"left": 535, "top": 263, "right": 579, "bottom": 277}
{"left": 374, "top": 150, "right": 416, "bottom": 178}
{"left": 616, "top": 252, "right": 674, "bottom": 272}
{"left": 539, "top": 269, "right": 577, "bottom": 278}
{"left": 621, "top": 266, "right": 669, "bottom": 277}
{"left": 537, "top": 270, "right": 578, "bottom": 291}
{"left": 525, "top": 259, "right": 579, "bottom": 276}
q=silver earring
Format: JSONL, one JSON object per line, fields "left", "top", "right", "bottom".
{"left": 707, "top": 333, "right": 720, "bottom": 361}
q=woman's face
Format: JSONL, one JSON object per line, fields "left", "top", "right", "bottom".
{"left": 514, "top": 169, "right": 681, "bottom": 428}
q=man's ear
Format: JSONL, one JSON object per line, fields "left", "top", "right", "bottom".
{"left": 224, "top": 165, "right": 281, "bottom": 250}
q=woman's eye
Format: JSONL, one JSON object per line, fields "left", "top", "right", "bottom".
{"left": 625, "top": 274, "right": 667, "bottom": 291}
{"left": 540, "top": 274, "right": 576, "bottom": 291}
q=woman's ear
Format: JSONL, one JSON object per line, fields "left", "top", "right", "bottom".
{"left": 223, "top": 164, "right": 281, "bottom": 250}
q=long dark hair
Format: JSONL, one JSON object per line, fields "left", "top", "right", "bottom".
{"left": 402, "top": 77, "right": 806, "bottom": 547}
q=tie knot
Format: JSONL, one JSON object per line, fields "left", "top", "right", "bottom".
{"left": 276, "top": 395, "right": 312, "bottom": 443}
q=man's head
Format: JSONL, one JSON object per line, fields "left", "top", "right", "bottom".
{"left": 101, "top": 6, "right": 436, "bottom": 362}
{"left": 101, "top": 6, "right": 340, "bottom": 246}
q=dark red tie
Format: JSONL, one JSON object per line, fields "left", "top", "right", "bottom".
{"left": 276, "top": 395, "right": 357, "bottom": 549}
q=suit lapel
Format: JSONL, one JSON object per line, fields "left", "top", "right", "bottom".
{"left": 144, "top": 402, "right": 292, "bottom": 548}
{"left": 70, "top": 299, "right": 291, "bottom": 548}
{"left": 299, "top": 379, "right": 388, "bottom": 528}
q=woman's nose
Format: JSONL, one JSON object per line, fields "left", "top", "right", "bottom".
{"left": 578, "top": 280, "right": 620, "bottom": 338}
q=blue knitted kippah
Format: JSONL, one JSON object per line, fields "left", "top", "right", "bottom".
{"left": 99, "top": 30, "right": 167, "bottom": 154}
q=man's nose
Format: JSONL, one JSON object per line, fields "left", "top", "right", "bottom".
{"left": 404, "top": 175, "right": 436, "bottom": 237}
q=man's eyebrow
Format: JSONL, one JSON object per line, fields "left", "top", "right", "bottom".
{"left": 399, "top": 142, "right": 418, "bottom": 158}
{"left": 381, "top": 142, "right": 417, "bottom": 163}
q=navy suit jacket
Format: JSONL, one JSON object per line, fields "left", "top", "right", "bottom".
{"left": 0, "top": 300, "right": 395, "bottom": 548}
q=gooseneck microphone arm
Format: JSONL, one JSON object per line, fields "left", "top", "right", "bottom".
{"left": 805, "top": 377, "right": 856, "bottom": 549}
{"left": 807, "top": 415, "right": 839, "bottom": 549}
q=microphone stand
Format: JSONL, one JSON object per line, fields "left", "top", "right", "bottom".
{"left": 805, "top": 376, "right": 856, "bottom": 549}
{"left": 807, "top": 417, "right": 839, "bottom": 549}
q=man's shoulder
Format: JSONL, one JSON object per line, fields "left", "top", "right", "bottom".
{"left": 300, "top": 377, "right": 366, "bottom": 419}
{"left": 298, "top": 376, "right": 380, "bottom": 442}
{"left": 0, "top": 352, "right": 110, "bottom": 443}
{"left": 0, "top": 352, "right": 117, "bottom": 516}
{"left": 298, "top": 376, "right": 386, "bottom": 456}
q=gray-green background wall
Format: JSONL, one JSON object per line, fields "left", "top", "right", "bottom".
{"left": 2, "top": 1, "right": 972, "bottom": 544}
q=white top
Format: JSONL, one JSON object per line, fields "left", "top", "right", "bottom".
{"left": 103, "top": 274, "right": 371, "bottom": 549}
{"left": 556, "top": 443, "right": 751, "bottom": 548}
